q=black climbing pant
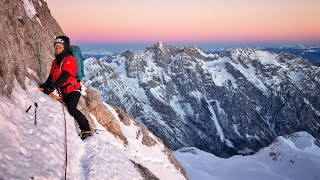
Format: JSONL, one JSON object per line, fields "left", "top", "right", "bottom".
{"left": 63, "top": 91, "right": 90, "bottom": 131}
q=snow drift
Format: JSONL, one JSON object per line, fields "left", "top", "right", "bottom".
{"left": 0, "top": 78, "right": 187, "bottom": 179}
{"left": 175, "top": 131, "right": 320, "bottom": 180}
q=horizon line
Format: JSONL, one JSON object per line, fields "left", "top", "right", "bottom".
{"left": 77, "top": 40, "right": 320, "bottom": 52}
{"left": 74, "top": 40, "right": 320, "bottom": 45}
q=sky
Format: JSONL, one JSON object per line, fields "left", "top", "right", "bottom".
{"left": 45, "top": 0, "right": 320, "bottom": 44}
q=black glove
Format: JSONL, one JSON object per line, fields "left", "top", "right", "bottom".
{"left": 39, "top": 83, "right": 49, "bottom": 88}
{"left": 42, "top": 86, "right": 54, "bottom": 95}
{"left": 39, "top": 75, "right": 53, "bottom": 88}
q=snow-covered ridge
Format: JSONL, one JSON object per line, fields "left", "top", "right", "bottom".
{"left": 0, "top": 78, "right": 187, "bottom": 179}
{"left": 175, "top": 131, "right": 320, "bottom": 180}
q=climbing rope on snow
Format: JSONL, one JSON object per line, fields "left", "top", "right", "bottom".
{"left": 60, "top": 92, "right": 68, "bottom": 180}
{"left": 37, "top": 88, "right": 68, "bottom": 178}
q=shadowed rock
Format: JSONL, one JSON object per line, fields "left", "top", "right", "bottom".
{"left": 83, "top": 89, "right": 128, "bottom": 146}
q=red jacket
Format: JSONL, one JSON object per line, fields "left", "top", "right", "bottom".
{"left": 49, "top": 55, "right": 81, "bottom": 94}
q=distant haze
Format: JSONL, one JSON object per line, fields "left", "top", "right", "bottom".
{"left": 79, "top": 41, "right": 320, "bottom": 52}
{"left": 46, "top": 0, "right": 320, "bottom": 44}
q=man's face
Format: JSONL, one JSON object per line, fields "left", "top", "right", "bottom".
{"left": 54, "top": 43, "right": 64, "bottom": 55}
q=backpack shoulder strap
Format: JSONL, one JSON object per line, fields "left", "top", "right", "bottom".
{"left": 50, "top": 59, "right": 57, "bottom": 75}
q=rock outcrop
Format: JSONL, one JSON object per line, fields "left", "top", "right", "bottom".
{"left": 83, "top": 89, "right": 128, "bottom": 145}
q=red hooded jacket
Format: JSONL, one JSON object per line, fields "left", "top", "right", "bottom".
{"left": 49, "top": 55, "right": 81, "bottom": 94}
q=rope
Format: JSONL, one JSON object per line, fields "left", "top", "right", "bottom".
{"left": 60, "top": 93, "right": 68, "bottom": 180}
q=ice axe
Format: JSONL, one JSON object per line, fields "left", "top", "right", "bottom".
{"left": 38, "top": 88, "right": 66, "bottom": 106}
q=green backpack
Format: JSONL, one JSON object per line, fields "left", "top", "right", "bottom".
{"left": 70, "top": 46, "right": 85, "bottom": 81}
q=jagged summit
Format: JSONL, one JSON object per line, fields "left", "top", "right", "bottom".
{"left": 145, "top": 42, "right": 182, "bottom": 54}
{"left": 156, "top": 41, "right": 165, "bottom": 48}
{"left": 146, "top": 41, "right": 170, "bottom": 52}
{"left": 181, "top": 45, "right": 208, "bottom": 59}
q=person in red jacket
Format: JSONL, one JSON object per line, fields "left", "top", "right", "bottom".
{"left": 39, "top": 36, "right": 91, "bottom": 140}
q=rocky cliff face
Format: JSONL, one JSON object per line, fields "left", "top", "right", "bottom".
{"left": 85, "top": 42, "right": 320, "bottom": 157}
{"left": 0, "top": 0, "right": 63, "bottom": 95}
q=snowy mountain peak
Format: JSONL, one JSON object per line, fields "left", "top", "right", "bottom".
{"left": 145, "top": 42, "right": 181, "bottom": 55}
{"left": 181, "top": 45, "right": 207, "bottom": 58}
{"left": 120, "top": 49, "right": 136, "bottom": 59}
{"left": 156, "top": 41, "right": 165, "bottom": 48}
{"left": 146, "top": 41, "right": 166, "bottom": 50}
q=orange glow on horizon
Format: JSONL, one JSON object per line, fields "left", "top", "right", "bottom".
{"left": 46, "top": 0, "right": 320, "bottom": 43}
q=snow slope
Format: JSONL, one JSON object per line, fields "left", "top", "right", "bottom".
{"left": 0, "top": 79, "right": 186, "bottom": 179}
{"left": 175, "top": 131, "right": 320, "bottom": 180}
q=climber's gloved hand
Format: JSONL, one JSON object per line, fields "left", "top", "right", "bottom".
{"left": 42, "top": 86, "right": 54, "bottom": 95}
{"left": 39, "top": 82, "right": 49, "bottom": 88}
{"left": 39, "top": 75, "right": 53, "bottom": 89}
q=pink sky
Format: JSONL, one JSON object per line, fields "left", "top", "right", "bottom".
{"left": 45, "top": 0, "right": 320, "bottom": 43}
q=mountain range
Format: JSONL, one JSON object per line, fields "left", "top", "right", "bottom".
{"left": 84, "top": 42, "right": 320, "bottom": 158}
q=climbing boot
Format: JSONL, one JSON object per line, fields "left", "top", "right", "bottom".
{"left": 79, "top": 130, "right": 92, "bottom": 140}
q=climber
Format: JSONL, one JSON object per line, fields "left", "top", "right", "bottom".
{"left": 39, "top": 35, "right": 91, "bottom": 139}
